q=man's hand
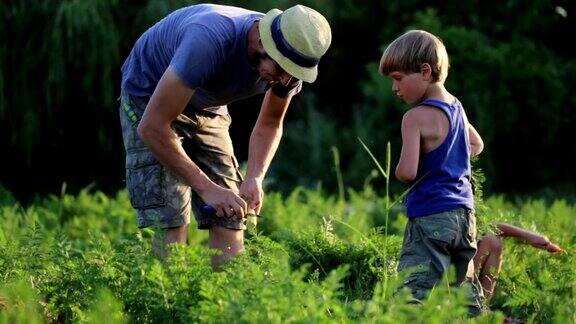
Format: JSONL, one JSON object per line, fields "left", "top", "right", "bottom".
{"left": 239, "top": 177, "right": 263, "bottom": 214}
{"left": 200, "top": 184, "right": 247, "bottom": 219}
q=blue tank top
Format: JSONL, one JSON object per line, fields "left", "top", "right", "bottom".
{"left": 405, "top": 99, "right": 474, "bottom": 218}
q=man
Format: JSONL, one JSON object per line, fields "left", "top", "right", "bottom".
{"left": 119, "top": 4, "right": 331, "bottom": 267}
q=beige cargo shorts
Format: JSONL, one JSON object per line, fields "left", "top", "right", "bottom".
{"left": 119, "top": 93, "right": 246, "bottom": 230}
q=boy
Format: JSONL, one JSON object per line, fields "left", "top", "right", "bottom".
{"left": 379, "top": 30, "right": 485, "bottom": 315}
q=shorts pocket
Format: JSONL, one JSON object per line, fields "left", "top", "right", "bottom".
{"left": 417, "top": 216, "right": 457, "bottom": 249}
{"left": 126, "top": 150, "right": 166, "bottom": 209}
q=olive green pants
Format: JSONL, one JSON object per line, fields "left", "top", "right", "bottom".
{"left": 398, "top": 208, "right": 485, "bottom": 315}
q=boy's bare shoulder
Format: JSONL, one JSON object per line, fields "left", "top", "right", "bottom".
{"left": 403, "top": 105, "right": 444, "bottom": 123}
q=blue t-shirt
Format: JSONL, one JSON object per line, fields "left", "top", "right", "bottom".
{"left": 405, "top": 99, "right": 474, "bottom": 218}
{"left": 121, "top": 4, "right": 301, "bottom": 115}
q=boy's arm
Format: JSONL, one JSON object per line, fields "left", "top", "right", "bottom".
{"left": 496, "top": 223, "right": 535, "bottom": 238}
{"left": 462, "top": 109, "right": 483, "bottom": 156}
{"left": 468, "top": 123, "right": 484, "bottom": 157}
{"left": 395, "top": 109, "right": 421, "bottom": 183}
{"left": 496, "top": 223, "right": 562, "bottom": 252}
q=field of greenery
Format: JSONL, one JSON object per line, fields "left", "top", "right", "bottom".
{"left": 2, "top": 1, "right": 574, "bottom": 322}
{"left": 1, "top": 172, "right": 574, "bottom": 323}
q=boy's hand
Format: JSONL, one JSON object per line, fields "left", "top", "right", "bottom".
{"left": 544, "top": 242, "right": 563, "bottom": 253}
{"left": 526, "top": 234, "right": 563, "bottom": 253}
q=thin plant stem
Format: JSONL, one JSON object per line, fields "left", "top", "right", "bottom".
{"left": 383, "top": 142, "right": 391, "bottom": 298}
{"left": 331, "top": 218, "right": 387, "bottom": 262}
{"left": 358, "top": 138, "right": 388, "bottom": 179}
{"left": 358, "top": 138, "right": 392, "bottom": 298}
{"left": 331, "top": 146, "right": 345, "bottom": 202}
{"left": 296, "top": 241, "right": 328, "bottom": 276}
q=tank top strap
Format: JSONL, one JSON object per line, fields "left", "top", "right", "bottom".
{"left": 419, "top": 98, "right": 452, "bottom": 110}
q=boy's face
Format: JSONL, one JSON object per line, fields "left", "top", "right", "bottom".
{"left": 388, "top": 71, "right": 427, "bottom": 105}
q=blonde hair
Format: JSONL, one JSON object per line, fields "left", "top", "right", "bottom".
{"left": 379, "top": 30, "right": 450, "bottom": 83}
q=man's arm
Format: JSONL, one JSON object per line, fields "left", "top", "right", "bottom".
{"left": 138, "top": 66, "right": 246, "bottom": 217}
{"left": 240, "top": 89, "right": 292, "bottom": 213}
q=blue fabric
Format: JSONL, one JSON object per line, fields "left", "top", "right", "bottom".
{"left": 405, "top": 99, "right": 474, "bottom": 218}
{"left": 271, "top": 15, "right": 318, "bottom": 67}
{"left": 121, "top": 4, "right": 300, "bottom": 115}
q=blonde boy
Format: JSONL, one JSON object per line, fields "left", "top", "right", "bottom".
{"left": 380, "top": 30, "right": 485, "bottom": 315}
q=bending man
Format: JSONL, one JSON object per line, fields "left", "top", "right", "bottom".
{"left": 118, "top": 4, "right": 331, "bottom": 266}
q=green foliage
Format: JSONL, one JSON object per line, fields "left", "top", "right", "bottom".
{"left": 78, "top": 288, "right": 126, "bottom": 324}
{"left": 195, "top": 235, "right": 351, "bottom": 323}
{"left": 2, "top": 1, "right": 574, "bottom": 321}
{"left": 0, "top": 183, "right": 573, "bottom": 322}
{"left": 3, "top": 0, "right": 575, "bottom": 198}
{"left": 275, "top": 3, "right": 575, "bottom": 195}
{"left": 2, "top": 0, "right": 122, "bottom": 163}
{"left": 0, "top": 280, "right": 44, "bottom": 324}
{"left": 277, "top": 224, "right": 402, "bottom": 300}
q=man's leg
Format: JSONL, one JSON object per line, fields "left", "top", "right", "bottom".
{"left": 209, "top": 226, "right": 244, "bottom": 270}
{"left": 183, "top": 111, "right": 246, "bottom": 269}
{"left": 166, "top": 225, "right": 189, "bottom": 244}
{"left": 119, "top": 93, "right": 192, "bottom": 258}
{"left": 152, "top": 224, "right": 189, "bottom": 259}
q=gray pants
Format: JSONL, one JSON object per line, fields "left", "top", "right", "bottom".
{"left": 398, "top": 208, "right": 485, "bottom": 315}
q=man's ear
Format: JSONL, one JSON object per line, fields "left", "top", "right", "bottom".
{"left": 421, "top": 63, "right": 432, "bottom": 80}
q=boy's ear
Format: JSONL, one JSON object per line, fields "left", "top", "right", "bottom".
{"left": 421, "top": 63, "right": 432, "bottom": 80}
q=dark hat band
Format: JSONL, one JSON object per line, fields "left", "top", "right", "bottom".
{"left": 271, "top": 15, "right": 319, "bottom": 68}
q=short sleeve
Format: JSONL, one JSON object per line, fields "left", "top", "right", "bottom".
{"left": 170, "top": 25, "right": 223, "bottom": 88}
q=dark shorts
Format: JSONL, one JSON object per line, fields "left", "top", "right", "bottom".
{"left": 119, "top": 93, "right": 245, "bottom": 230}
{"left": 397, "top": 208, "right": 485, "bottom": 315}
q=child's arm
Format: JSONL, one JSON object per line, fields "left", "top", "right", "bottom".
{"left": 462, "top": 110, "right": 483, "bottom": 157}
{"left": 468, "top": 123, "right": 484, "bottom": 157}
{"left": 395, "top": 110, "right": 420, "bottom": 183}
{"left": 496, "top": 223, "right": 562, "bottom": 252}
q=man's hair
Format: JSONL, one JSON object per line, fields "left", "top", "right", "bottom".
{"left": 379, "top": 30, "right": 450, "bottom": 83}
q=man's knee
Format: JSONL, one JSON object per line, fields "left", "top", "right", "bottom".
{"left": 208, "top": 226, "right": 244, "bottom": 269}
{"left": 209, "top": 226, "right": 244, "bottom": 251}
{"left": 164, "top": 224, "right": 189, "bottom": 244}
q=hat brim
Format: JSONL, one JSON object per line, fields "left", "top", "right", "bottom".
{"left": 259, "top": 9, "right": 318, "bottom": 83}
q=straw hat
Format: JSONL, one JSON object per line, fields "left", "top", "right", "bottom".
{"left": 259, "top": 5, "right": 332, "bottom": 83}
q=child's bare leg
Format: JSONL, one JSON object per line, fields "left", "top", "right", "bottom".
{"left": 474, "top": 235, "right": 503, "bottom": 301}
